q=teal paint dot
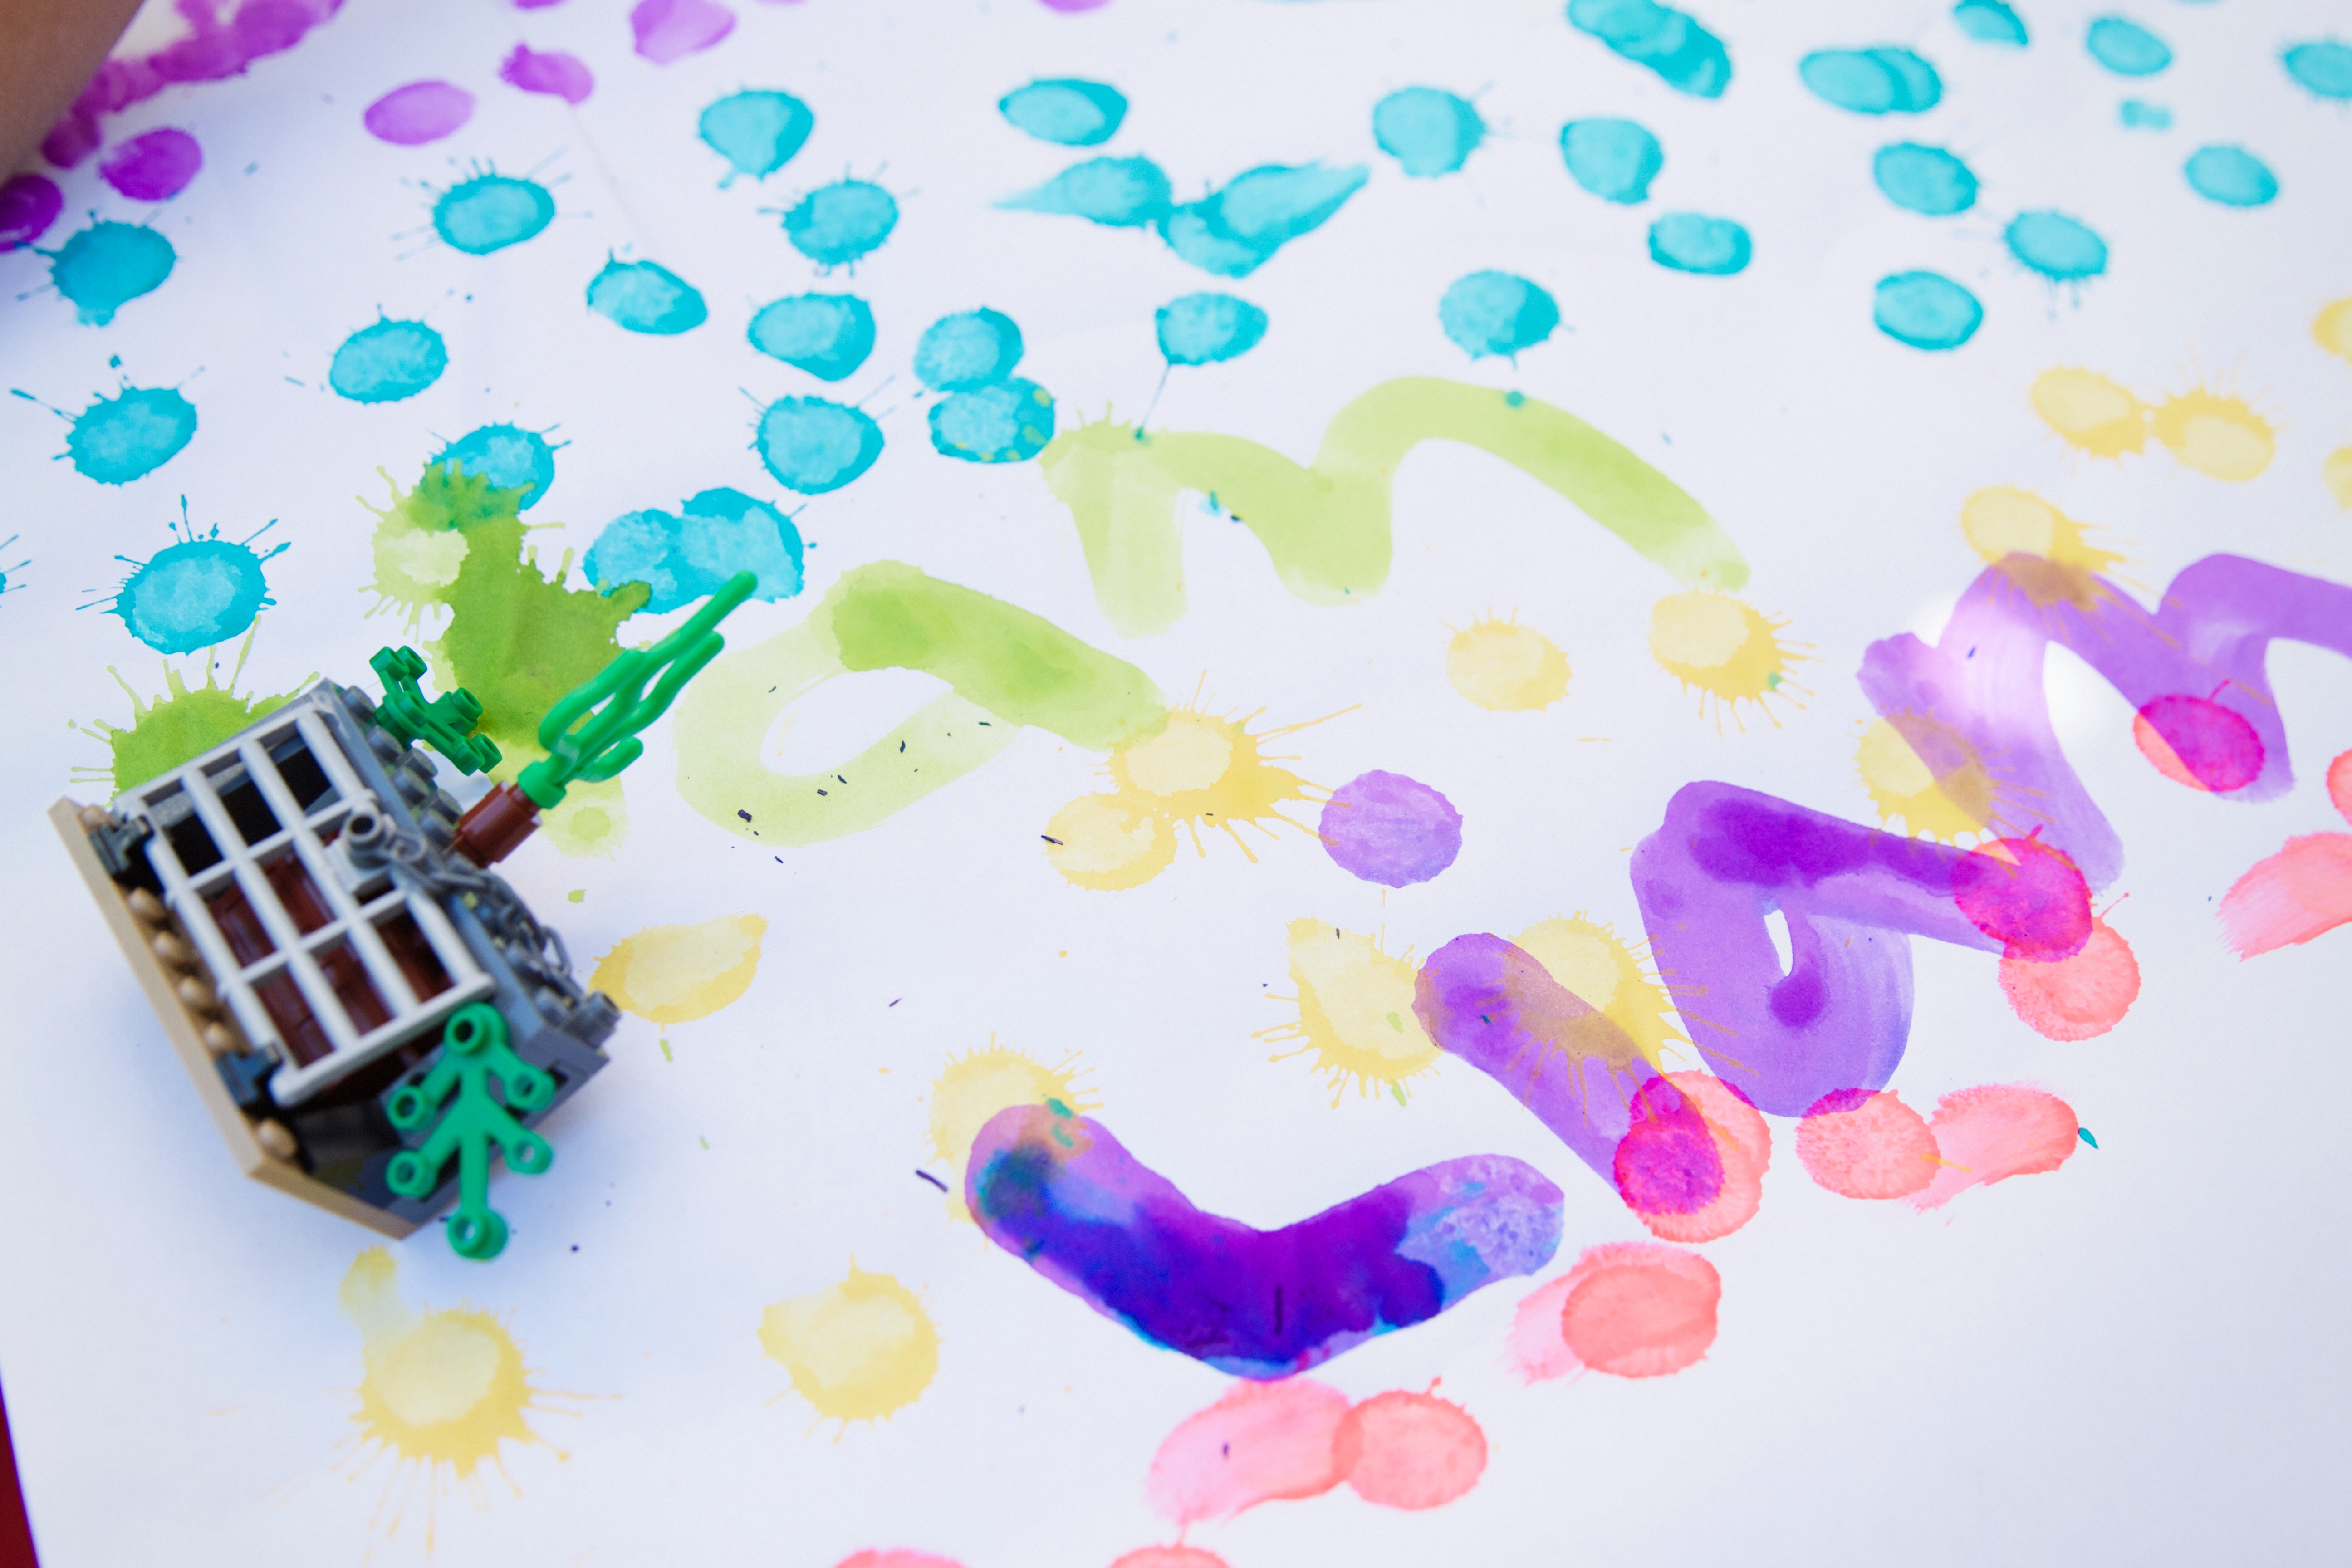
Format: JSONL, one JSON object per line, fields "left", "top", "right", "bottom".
{"left": 928, "top": 378, "right": 1056, "bottom": 464}
{"left": 1873, "top": 271, "right": 1982, "bottom": 350}
{"left": 2005, "top": 210, "right": 2107, "bottom": 282}
{"left": 66, "top": 385, "right": 196, "bottom": 484}
{"left": 2184, "top": 145, "right": 2277, "bottom": 207}
{"left": 431, "top": 423, "right": 556, "bottom": 509}
{"left": 1872, "top": 143, "right": 1978, "bottom": 215}
{"left": 1438, "top": 271, "right": 1560, "bottom": 360}
{"left": 782, "top": 180, "right": 898, "bottom": 267}
{"left": 432, "top": 174, "right": 555, "bottom": 255}
{"left": 2086, "top": 17, "right": 2171, "bottom": 77}
{"left": 2284, "top": 41, "right": 2352, "bottom": 101}
{"left": 588, "top": 489, "right": 804, "bottom": 611}
{"left": 1952, "top": 0, "right": 2027, "bottom": 47}
{"left": 1157, "top": 163, "right": 1368, "bottom": 279}
{"left": 1372, "top": 87, "right": 1485, "bottom": 177}
{"left": 1799, "top": 48, "right": 1944, "bottom": 113}
{"left": 999, "top": 79, "right": 1127, "bottom": 146}
{"left": 1000, "top": 156, "right": 1172, "bottom": 226}
{"left": 583, "top": 509, "right": 686, "bottom": 609}
{"left": 1566, "top": 0, "right": 1732, "bottom": 98}
{"left": 1155, "top": 293, "right": 1268, "bottom": 365}
{"left": 587, "top": 259, "right": 707, "bottom": 333}
{"left": 2119, "top": 100, "right": 2172, "bottom": 129}
{"left": 113, "top": 537, "right": 278, "bottom": 653}
{"left": 1559, "top": 118, "right": 1662, "bottom": 203}
{"left": 699, "top": 89, "right": 814, "bottom": 184}
{"left": 49, "top": 220, "right": 175, "bottom": 326}
{"left": 756, "top": 396, "right": 883, "bottom": 492}
{"left": 913, "top": 309, "right": 1024, "bottom": 391}
{"left": 329, "top": 318, "right": 448, "bottom": 402}
{"left": 748, "top": 293, "right": 874, "bottom": 380}
{"left": 1647, "top": 213, "right": 1750, "bottom": 275}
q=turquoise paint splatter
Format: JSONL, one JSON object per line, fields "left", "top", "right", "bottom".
{"left": 755, "top": 396, "right": 883, "bottom": 493}
{"left": 1000, "top": 156, "right": 1173, "bottom": 226}
{"left": 2077, "top": 1127, "right": 2098, "bottom": 1148}
{"left": 2283, "top": 41, "right": 2352, "bottom": 102}
{"left": 431, "top": 423, "right": 557, "bottom": 510}
{"left": 1372, "top": 87, "right": 1485, "bottom": 177}
{"left": 329, "top": 318, "right": 448, "bottom": 402}
{"left": 47, "top": 220, "right": 174, "bottom": 326}
{"left": 1873, "top": 271, "right": 1982, "bottom": 350}
{"left": 2184, "top": 146, "right": 2277, "bottom": 208}
{"left": 2005, "top": 211, "right": 2107, "bottom": 283}
{"left": 748, "top": 293, "right": 874, "bottom": 380}
{"left": 1799, "top": 48, "right": 1943, "bottom": 114}
{"left": 432, "top": 173, "right": 555, "bottom": 256}
{"left": 1872, "top": 144, "right": 1977, "bottom": 215}
{"left": 1952, "top": 0, "right": 2027, "bottom": 47}
{"left": 2086, "top": 17, "right": 2171, "bottom": 77}
{"left": 1565, "top": 0, "right": 1732, "bottom": 99}
{"left": 914, "top": 309, "right": 1024, "bottom": 392}
{"left": 1559, "top": 118, "right": 1662, "bottom": 204}
{"left": 2120, "top": 100, "right": 2172, "bottom": 129}
{"left": 1159, "top": 163, "right": 1367, "bottom": 278}
{"left": 1647, "top": 214, "right": 1749, "bottom": 275}
{"left": 1155, "top": 293, "right": 1267, "bottom": 365}
{"left": 929, "top": 379, "right": 1056, "bottom": 464}
{"left": 97, "top": 518, "right": 286, "bottom": 654}
{"left": 782, "top": 180, "right": 899, "bottom": 267}
{"left": 66, "top": 385, "right": 196, "bottom": 484}
{"left": 699, "top": 89, "right": 814, "bottom": 185}
{"left": 587, "top": 259, "right": 707, "bottom": 333}
{"left": 586, "top": 487, "right": 803, "bottom": 612}
{"left": 1438, "top": 272, "right": 1559, "bottom": 361}
{"left": 0, "top": 537, "right": 24, "bottom": 603}
{"left": 999, "top": 79, "right": 1127, "bottom": 146}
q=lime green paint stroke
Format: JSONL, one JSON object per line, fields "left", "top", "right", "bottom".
{"left": 75, "top": 630, "right": 309, "bottom": 793}
{"left": 676, "top": 561, "right": 1166, "bottom": 845}
{"left": 1039, "top": 377, "right": 1746, "bottom": 636}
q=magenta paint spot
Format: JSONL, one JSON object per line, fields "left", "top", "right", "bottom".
{"left": 2132, "top": 693, "right": 2264, "bottom": 792}
{"left": 1611, "top": 1079, "right": 1725, "bottom": 1216}
{"left": 515, "top": 0, "right": 568, "bottom": 8}
{"left": 98, "top": 128, "right": 203, "bottom": 201}
{"left": 1320, "top": 770, "right": 1463, "bottom": 887}
{"left": 632, "top": 0, "right": 736, "bottom": 63}
{"left": 0, "top": 174, "right": 63, "bottom": 250}
{"left": 1950, "top": 835, "right": 2092, "bottom": 961}
{"left": 1039, "top": 0, "right": 1114, "bottom": 10}
{"left": 364, "top": 80, "right": 475, "bottom": 145}
{"left": 500, "top": 43, "right": 594, "bottom": 103}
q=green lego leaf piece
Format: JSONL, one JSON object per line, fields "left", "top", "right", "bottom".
{"left": 383, "top": 1002, "right": 554, "bottom": 1260}
{"left": 368, "top": 645, "right": 504, "bottom": 776}
{"left": 516, "top": 571, "right": 757, "bottom": 809}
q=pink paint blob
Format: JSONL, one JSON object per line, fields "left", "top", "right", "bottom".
{"left": 832, "top": 1554, "right": 966, "bottom": 1568}
{"left": 1551, "top": 1242, "right": 1720, "bottom": 1378}
{"left": 1999, "top": 918, "right": 2139, "bottom": 1040}
{"left": 1632, "top": 1071, "right": 1769, "bottom": 1242}
{"left": 1145, "top": 1378, "right": 1350, "bottom": 1524}
{"left": 2328, "top": 749, "right": 2352, "bottom": 824}
{"left": 1109, "top": 1551, "right": 1230, "bottom": 1568}
{"left": 2132, "top": 694, "right": 2264, "bottom": 793}
{"left": 500, "top": 43, "right": 594, "bottom": 103}
{"left": 632, "top": 0, "right": 736, "bottom": 62}
{"left": 42, "top": 0, "right": 343, "bottom": 169}
{"left": 1951, "top": 834, "right": 2093, "bottom": 961}
{"left": 363, "top": 80, "right": 475, "bottom": 145}
{"left": 0, "top": 174, "right": 63, "bottom": 250}
{"left": 1040, "top": 0, "right": 1113, "bottom": 10}
{"left": 2220, "top": 833, "right": 2352, "bottom": 957}
{"left": 98, "top": 127, "right": 202, "bottom": 201}
{"left": 1909, "top": 1084, "right": 2078, "bottom": 1211}
{"left": 1332, "top": 1391, "right": 1486, "bottom": 1510}
{"left": 1796, "top": 1088, "right": 1938, "bottom": 1199}
{"left": 515, "top": 0, "right": 568, "bottom": 9}
{"left": 1506, "top": 1272, "right": 1585, "bottom": 1384}
{"left": 1612, "top": 1077, "right": 1725, "bottom": 1219}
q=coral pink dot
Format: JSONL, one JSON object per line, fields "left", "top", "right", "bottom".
{"left": 1332, "top": 1391, "right": 1487, "bottom": 1510}
{"left": 1145, "top": 1377, "right": 1350, "bottom": 1524}
{"left": 1633, "top": 1071, "right": 1770, "bottom": 1242}
{"left": 1999, "top": 918, "right": 2140, "bottom": 1041}
{"left": 1951, "top": 835, "right": 2092, "bottom": 960}
{"left": 833, "top": 1554, "right": 966, "bottom": 1568}
{"left": 1910, "top": 1084, "right": 2078, "bottom": 1211}
{"left": 1556, "top": 1242, "right": 1720, "bottom": 1377}
{"left": 1796, "top": 1088, "right": 1938, "bottom": 1198}
{"left": 1108, "top": 1551, "right": 1229, "bottom": 1568}
{"left": 2132, "top": 694, "right": 2264, "bottom": 793}
{"left": 2328, "top": 749, "right": 2352, "bottom": 826}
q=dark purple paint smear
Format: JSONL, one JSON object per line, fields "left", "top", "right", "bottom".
{"left": 99, "top": 128, "right": 203, "bottom": 201}
{"left": 967, "top": 1102, "right": 1561, "bottom": 1379}
{"left": 500, "top": 44, "right": 594, "bottom": 103}
{"left": 44, "top": 0, "right": 344, "bottom": 169}
{"left": 364, "top": 80, "right": 475, "bottom": 145}
{"left": 1320, "top": 769, "right": 1463, "bottom": 887}
{"left": 0, "top": 175, "right": 63, "bottom": 250}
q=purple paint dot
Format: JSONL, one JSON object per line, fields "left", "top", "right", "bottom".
{"left": 500, "top": 43, "right": 594, "bottom": 103}
{"left": 1320, "top": 770, "right": 1463, "bottom": 887}
{"left": 363, "top": 80, "right": 476, "bottom": 145}
{"left": 632, "top": 0, "right": 736, "bottom": 63}
{"left": 0, "top": 174, "right": 63, "bottom": 251}
{"left": 99, "top": 128, "right": 204, "bottom": 201}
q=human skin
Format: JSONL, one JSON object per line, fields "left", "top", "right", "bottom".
{"left": 1, "top": 0, "right": 144, "bottom": 175}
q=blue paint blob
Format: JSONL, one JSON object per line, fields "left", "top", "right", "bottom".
{"left": 583, "top": 509, "right": 687, "bottom": 610}
{"left": 586, "top": 259, "right": 707, "bottom": 333}
{"left": 1799, "top": 48, "right": 1944, "bottom": 114}
{"left": 587, "top": 489, "right": 804, "bottom": 612}
{"left": 1952, "top": 0, "right": 2027, "bottom": 46}
{"left": 1647, "top": 213, "right": 1750, "bottom": 275}
{"left": 747, "top": 292, "right": 874, "bottom": 380}
{"left": 1438, "top": 271, "right": 1560, "bottom": 361}
{"left": 329, "top": 318, "right": 448, "bottom": 402}
{"left": 113, "top": 536, "right": 279, "bottom": 653}
{"left": 1372, "top": 87, "right": 1486, "bottom": 177}
{"left": 1873, "top": 271, "right": 1983, "bottom": 350}
{"left": 1001, "top": 155, "right": 1174, "bottom": 227}
{"left": 1158, "top": 163, "right": 1368, "bottom": 278}
{"left": 48, "top": 220, "right": 174, "bottom": 326}
{"left": 782, "top": 179, "right": 899, "bottom": 266}
{"left": 912, "top": 309, "right": 1024, "bottom": 392}
{"left": 928, "top": 378, "right": 1057, "bottom": 464}
{"left": 2004, "top": 210, "right": 2107, "bottom": 282}
{"left": 431, "top": 423, "right": 556, "bottom": 510}
{"left": 432, "top": 174, "right": 555, "bottom": 255}
{"left": 999, "top": 79, "right": 1127, "bottom": 146}
{"left": 2086, "top": 17, "right": 2171, "bottom": 77}
{"left": 1565, "top": 0, "right": 1732, "bottom": 99}
{"left": 1873, "top": 143, "right": 1978, "bottom": 215}
{"left": 1559, "top": 118, "right": 1663, "bottom": 203}
{"left": 66, "top": 385, "right": 196, "bottom": 484}
{"left": 1155, "top": 293, "right": 1268, "bottom": 366}
{"left": 698, "top": 89, "right": 813, "bottom": 185}
{"left": 2283, "top": 42, "right": 2352, "bottom": 102}
{"left": 755, "top": 396, "right": 883, "bottom": 493}
{"left": 2120, "top": 99, "right": 2172, "bottom": 129}
{"left": 2184, "top": 145, "right": 2277, "bottom": 207}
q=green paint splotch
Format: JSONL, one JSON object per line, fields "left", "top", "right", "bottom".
{"left": 364, "top": 461, "right": 534, "bottom": 627}
{"left": 76, "top": 631, "right": 306, "bottom": 793}
{"left": 1038, "top": 377, "right": 1745, "bottom": 636}
{"left": 674, "top": 561, "right": 1166, "bottom": 844}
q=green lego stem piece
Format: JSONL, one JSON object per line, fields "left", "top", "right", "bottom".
{"left": 516, "top": 570, "right": 758, "bottom": 810}
{"left": 383, "top": 1002, "right": 554, "bottom": 1261}
{"left": 368, "top": 646, "right": 503, "bottom": 776}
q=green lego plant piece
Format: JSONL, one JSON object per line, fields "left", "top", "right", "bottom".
{"left": 516, "top": 570, "right": 757, "bottom": 810}
{"left": 384, "top": 1002, "right": 554, "bottom": 1260}
{"left": 368, "top": 645, "right": 503, "bottom": 776}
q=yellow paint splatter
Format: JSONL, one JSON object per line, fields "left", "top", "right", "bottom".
{"left": 590, "top": 914, "right": 768, "bottom": 1025}
{"left": 1856, "top": 714, "right": 1998, "bottom": 842}
{"left": 1646, "top": 591, "right": 1804, "bottom": 726}
{"left": 1259, "top": 920, "right": 1438, "bottom": 1105}
{"left": 2314, "top": 298, "right": 2352, "bottom": 367}
{"left": 759, "top": 1264, "right": 939, "bottom": 1427}
{"left": 2325, "top": 446, "right": 2352, "bottom": 510}
{"left": 2030, "top": 368, "right": 2149, "bottom": 458}
{"left": 1512, "top": 915, "right": 1686, "bottom": 1072}
{"left": 2151, "top": 390, "right": 2275, "bottom": 482}
{"left": 1959, "top": 487, "right": 2123, "bottom": 609}
{"left": 1446, "top": 615, "right": 1572, "bottom": 711}
{"left": 925, "top": 1042, "right": 1097, "bottom": 1220}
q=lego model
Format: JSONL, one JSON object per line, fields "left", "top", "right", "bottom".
{"left": 53, "top": 574, "right": 756, "bottom": 1258}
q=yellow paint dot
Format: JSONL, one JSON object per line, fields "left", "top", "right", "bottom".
{"left": 1959, "top": 487, "right": 2122, "bottom": 609}
{"left": 567, "top": 888, "right": 585, "bottom": 903}
{"left": 590, "top": 914, "right": 767, "bottom": 1025}
{"left": 1044, "top": 793, "right": 1176, "bottom": 891}
{"left": 926, "top": 1043, "right": 1096, "bottom": 1220}
{"left": 1647, "top": 592, "right": 1800, "bottom": 723}
{"left": 2314, "top": 297, "right": 2352, "bottom": 366}
{"left": 759, "top": 1264, "right": 939, "bottom": 1426}
{"left": 1856, "top": 715, "right": 1997, "bottom": 842}
{"left": 1051, "top": 705, "right": 1320, "bottom": 890}
{"left": 2326, "top": 446, "right": 2352, "bottom": 510}
{"left": 2030, "top": 368, "right": 2148, "bottom": 458}
{"left": 2151, "top": 390, "right": 2275, "bottom": 481}
{"left": 1512, "top": 915, "right": 1685, "bottom": 1071}
{"left": 1259, "top": 919, "right": 1438, "bottom": 1104}
{"left": 1116, "top": 712, "right": 1235, "bottom": 795}
{"left": 1446, "top": 617, "right": 1571, "bottom": 711}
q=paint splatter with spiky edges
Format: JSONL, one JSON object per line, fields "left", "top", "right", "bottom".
{"left": 72, "top": 626, "right": 308, "bottom": 793}
{"left": 2030, "top": 367, "right": 2277, "bottom": 483}
{"left": 1259, "top": 920, "right": 1439, "bottom": 1105}
{"left": 925, "top": 1041, "right": 1098, "bottom": 1220}
{"left": 1645, "top": 591, "right": 1808, "bottom": 729}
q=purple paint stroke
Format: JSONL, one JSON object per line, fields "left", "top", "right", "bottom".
{"left": 500, "top": 44, "right": 594, "bottom": 103}
{"left": 0, "top": 175, "right": 64, "bottom": 250}
{"left": 1320, "top": 770, "right": 1463, "bottom": 886}
{"left": 364, "top": 80, "right": 475, "bottom": 145}
{"left": 967, "top": 1102, "right": 1561, "bottom": 1380}
{"left": 99, "top": 128, "right": 203, "bottom": 201}
{"left": 632, "top": 0, "right": 735, "bottom": 63}
{"left": 515, "top": 0, "right": 568, "bottom": 9}
{"left": 43, "top": 0, "right": 344, "bottom": 169}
